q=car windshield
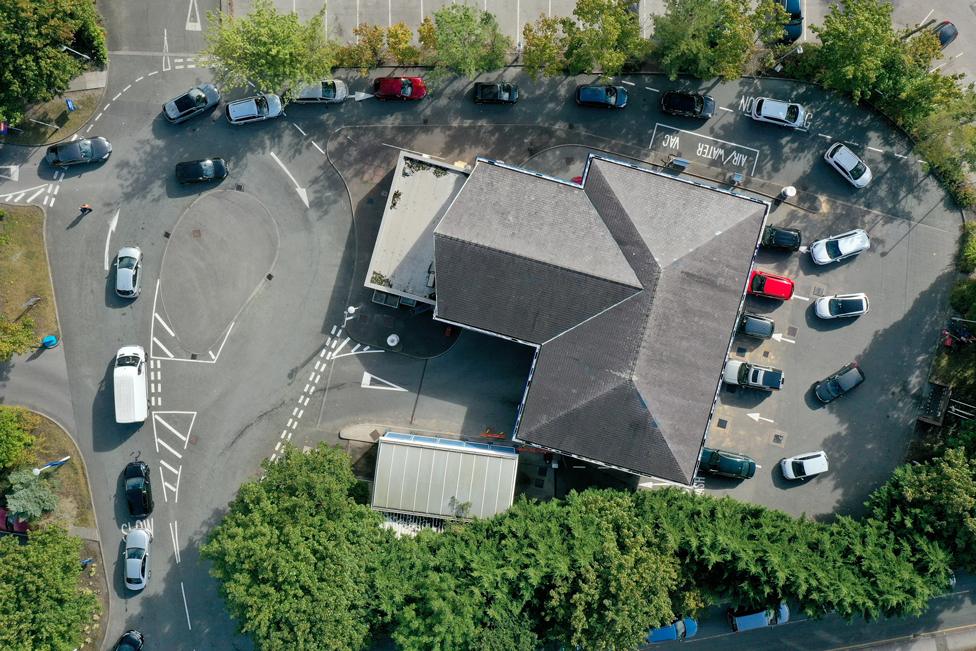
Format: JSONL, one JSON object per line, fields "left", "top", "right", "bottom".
{"left": 321, "top": 81, "right": 336, "bottom": 99}
{"left": 199, "top": 159, "right": 214, "bottom": 176}
{"left": 401, "top": 79, "right": 412, "bottom": 96}
{"left": 830, "top": 298, "right": 860, "bottom": 314}
{"left": 790, "top": 460, "right": 806, "bottom": 476}
{"left": 188, "top": 88, "right": 205, "bottom": 106}
{"left": 849, "top": 161, "right": 867, "bottom": 179}
{"left": 786, "top": 105, "right": 799, "bottom": 122}
{"left": 751, "top": 274, "right": 766, "bottom": 291}
{"left": 126, "top": 547, "right": 145, "bottom": 560}
{"left": 118, "top": 256, "right": 137, "bottom": 270}
{"left": 755, "top": 99, "right": 764, "bottom": 113}
{"left": 125, "top": 476, "right": 144, "bottom": 491}
{"left": 825, "top": 239, "right": 842, "bottom": 259}
{"left": 255, "top": 96, "right": 268, "bottom": 115}
{"left": 117, "top": 354, "right": 140, "bottom": 367}
{"left": 825, "top": 378, "right": 842, "bottom": 397}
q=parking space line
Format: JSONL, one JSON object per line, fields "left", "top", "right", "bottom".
{"left": 792, "top": 294, "right": 810, "bottom": 301}
{"left": 311, "top": 141, "right": 325, "bottom": 155}
{"left": 292, "top": 123, "right": 307, "bottom": 136}
{"left": 180, "top": 582, "right": 192, "bottom": 631}
{"left": 620, "top": 80, "right": 635, "bottom": 86}
{"left": 152, "top": 337, "right": 175, "bottom": 358}
{"left": 157, "top": 437, "right": 184, "bottom": 459}
{"left": 644, "top": 86, "right": 659, "bottom": 92}
{"left": 718, "top": 106, "right": 732, "bottom": 112}
{"left": 154, "top": 312, "right": 175, "bottom": 337}
{"left": 867, "top": 146, "right": 883, "bottom": 153}
{"left": 154, "top": 414, "right": 187, "bottom": 441}
{"left": 818, "top": 133, "right": 832, "bottom": 139}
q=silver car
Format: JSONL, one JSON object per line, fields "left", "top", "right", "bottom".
{"left": 293, "top": 79, "right": 348, "bottom": 104}
{"left": 115, "top": 247, "right": 142, "bottom": 298}
{"left": 749, "top": 97, "right": 811, "bottom": 129}
{"left": 824, "top": 142, "right": 872, "bottom": 188}
{"left": 780, "top": 451, "right": 829, "bottom": 480}
{"left": 225, "top": 93, "right": 284, "bottom": 125}
{"left": 162, "top": 84, "right": 221, "bottom": 124}
{"left": 814, "top": 293, "right": 869, "bottom": 319}
{"left": 809, "top": 229, "right": 870, "bottom": 265}
{"left": 124, "top": 527, "right": 152, "bottom": 591}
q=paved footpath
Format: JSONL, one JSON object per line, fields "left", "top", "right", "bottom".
{"left": 0, "top": 344, "right": 77, "bottom": 435}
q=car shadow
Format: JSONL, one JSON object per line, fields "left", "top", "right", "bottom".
{"left": 802, "top": 304, "right": 862, "bottom": 331}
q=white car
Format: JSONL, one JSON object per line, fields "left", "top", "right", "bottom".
{"left": 824, "top": 142, "right": 872, "bottom": 188}
{"left": 124, "top": 528, "right": 152, "bottom": 591}
{"left": 293, "top": 79, "right": 348, "bottom": 104}
{"left": 814, "top": 293, "right": 869, "bottom": 319}
{"left": 809, "top": 229, "right": 870, "bottom": 265}
{"left": 750, "top": 97, "right": 810, "bottom": 129}
{"left": 780, "top": 451, "right": 829, "bottom": 480}
{"left": 225, "top": 93, "right": 284, "bottom": 125}
{"left": 114, "top": 246, "right": 142, "bottom": 299}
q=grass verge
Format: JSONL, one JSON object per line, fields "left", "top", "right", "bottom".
{"left": 0, "top": 89, "right": 102, "bottom": 147}
{"left": 0, "top": 204, "right": 58, "bottom": 337}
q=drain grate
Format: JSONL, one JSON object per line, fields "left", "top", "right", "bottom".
{"left": 787, "top": 326, "right": 798, "bottom": 337}
{"left": 762, "top": 350, "right": 770, "bottom": 358}
{"left": 771, "top": 431, "right": 786, "bottom": 447}
{"left": 736, "top": 346, "right": 746, "bottom": 355}
{"left": 235, "top": 183, "right": 245, "bottom": 192}
{"left": 717, "top": 418, "right": 728, "bottom": 429}
{"left": 565, "top": 156, "right": 575, "bottom": 166}
{"left": 534, "top": 478, "right": 545, "bottom": 488}
{"left": 189, "top": 434, "right": 199, "bottom": 446}
{"left": 191, "top": 229, "right": 201, "bottom": 239}
{"left": 812, "top": 285, "right": 827, "bottom": 297}
{"left": 266, "top": 273, "right": 274, "bottom": 281}
{"left": 190, "top": 353, "right": 198, "bottom": 360}
{"left": 163, "top": 231, "right": 170, "bottom": 239}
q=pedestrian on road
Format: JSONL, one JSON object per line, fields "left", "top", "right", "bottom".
{"left": 79, "top": 203, "right": 92, "bottom": 215}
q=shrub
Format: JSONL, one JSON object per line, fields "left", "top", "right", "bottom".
{"left": 0, "top": 406, "right": 38, "bottom": 472}
{"left": 959, "top": 222, "right": 976, "bottom": 273}
{"left": 950, "top": 279, "right": 976, "bottom": 320}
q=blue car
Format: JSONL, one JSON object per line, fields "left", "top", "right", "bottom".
{"left": 647, "top": 617, "right": 698, "bottom": 643}
{"left": 575, "top": 84, "right": 628, "bottom": 108}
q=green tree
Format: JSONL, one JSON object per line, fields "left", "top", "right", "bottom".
{"left": 867, "top": 447, "right": 976, "bottom": 571}
{"left": 386, "top": 22, "right": 420, "bottom": 65}
{"left": 201, "top": 444, "right": 399, "bottom": 651}
{"left": 0, "top": 406, "right": 38, "bottom": 471}
{"left": 563, "top": 0, "right": 649, "bottom": 76}
{"left": 521, "top": 15, "right": 568, "bottom": 79}
{"left": 5, "top": 468, "right": 59, "bottom": 520}
{"left": 652, "top": 0, "right": 770, "bottom": 80}
{"left": 203, "top": 0, "right": 335, "bottom": 97}
{"left": 0, "top": 0, "right": 107, "bottom": 125}
{"left": 426, "top": 5, "right": 511, "bottom": 80}
{"left": 337, "top": 23, "right": 386, "bottom": 76}
{"left": 0, "top": 316, "right": 36, "bottom": 361}
{"left": 0, "top": 526, "right": 99, "bottom": 650}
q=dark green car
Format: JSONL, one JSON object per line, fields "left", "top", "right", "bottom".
{"left": 699, "top": 448, "right": 757, "bottom": 480}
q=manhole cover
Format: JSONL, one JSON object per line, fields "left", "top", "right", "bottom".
{"left": 717, "top": 418, "right": 728, "bottom": 429}
{"left": 565, "top": 156, "right": 575, "bottom": 165}
{"left": 812, "top": 285, "right": 827, "bottom": 297}
{"left": 762, "top": 350, "right": 770, "bottom": 358}
{"left": 787, "top": 326, "right": 798, "bottom": 337}
{"left": 534, "top": 478, "right": 545, "bottom": 488}
{"left": 235, "top": 183, "right": 245, "bottom": 191}
{"left": 736, "top": 346, "right": 746, "bottom": 355}
{"left": 190, "top": 353, "right": 197, "bottom": 360}
{"left": 189, "top": 434, "right": 199, "bottom": 446}
{"left": 191, "top": 229, "right": 201, "bottom": 239}
{"left": 422, "top": 118, "right": 429, "bottom": 125}
{"left": 771, "top": 431, "right": 786, "bottom": 447}
{"left": 163, "top": 231, "right": 170, "bottom": 239}
{"left": 266, "top": 273, "right": 274, "bottom": 281}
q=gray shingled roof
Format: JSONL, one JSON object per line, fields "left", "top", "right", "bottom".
{"left": 433, "top": 156, "right": 767, "bottom": 483}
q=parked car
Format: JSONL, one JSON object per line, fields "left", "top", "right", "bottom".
{"left": 648, "top": 616, "right": 699, "bottom": 643}
{"left": 660, "top": 90, "right": 715, "bottom": 118}
{"left": 728, "top": 603, "right": 790, "bottom": 632}
{"left": 824, "top": 142, "right": 872, "bottom": 188}
{"left": 124, "top": 461, "right": 154, "bottom": 518}
{"left": 814, "top": 362, "right": 865, "bottom": 403}
{"left": 814, "top": 293, "right": 870, "bottom": 319}
{"left": 0, "top": 507, "right": 29, "bottom": 535}
{"left": 473, "top": 82, "right": 519, "bottom": 104}
{"left": 575, "top": 84, "right": 628, "bottom": 108}
{"left": 45, "top": 137, "right": 112, "bottom": 167}
{"left": 933, "top": 20, "right": 958, "bottom": 49}
{"left": 809, "top": 229, "right": 870, "bottom": 265}
{"left": 114, "top": 246, "right": 143, "bottom": 299}
{"left": 112, "top": 630, "right": 145, "bottom": 651}
{"left": 749, "top": 97, "right": 810, "bottom": 129}
{"left": 748, "top": 269, "right": 794, "bottom": 300}
{"left": 699, "top": 448, "right": 757, "bottom": 480}
{"left": 162, "top": 84, "right": 220, "bottom": 123}
{"left": 739, "top": 313, "right": 774, "bottom": 339}
{"left": 723, "top": 359, "right": 784, "bottom": 391}
{"left": 293, "top": 79, "right": 348, "bottom": 104}
{"left": 373, "top": 76, "right": 427, "bottom": 100}
{"left": 124, "top": 528, "right": 152, "bottom": 591}
{"left": 760, "top": 225, "right": 801, "bottom": 251}
{"left": 780, "top": 451, "right": 829, "bottom": 480}
{"left": 225, "top": 93, "right": 284, "bottom": 125}
{"left": 781, "top": 0, "right": 803, "bottom": 43}
{"left": 175, "top": 158, "right": 228, "bottom": 184}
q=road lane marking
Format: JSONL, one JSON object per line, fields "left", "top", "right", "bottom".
{"left": 281, "top": 430, "right": 288, "bottom": 439}
{"left": 361, "top": 372, "right": 407, "bottom": 391}
{"left": 112, "top": 91, "right": 121, "bottom": 101}
{"left": 818, "top": 133, "right": 832, "bottom": 139}
{"left": 181, "top": 582, "right": 192, "bottom": 630}
{"left": 297, "top": 409, "right": 304, "bottom": 419}
{"left": 287, "top": 418, "right": 295, "bottom": 428}
{"left": 644, "top": 86, "right": 659, "bottom": 92}
{"left": 921, "top": 9, "right": 934, "bottom": 24}
{"left": 153, "top": 337, "right": 175, "bottom": 358}
{"left": 153, "top": 312, "right": 175, "bottom": 337}
{"left": 103, "top": 209, "right": 119, "bottom": 271}
{"left": 135, "top": 75, "right": 144, "bottom": 82}
{"left": 154, "top": 414, "right": 187, "bottom": 442}
{"left": 169, "top": 521, "right": 181, "bottom": 563}
{"left": 157, "top": 438, "right": 184, "bottom": 459}
{"left": 162, "top": 29, "right": 171, "bottom": 71}
{"left": 620, "top": 80, "right": 635, "bottom": 86}
{"left": 292, "top": 123, "right": 306, "bottom": 136}
{"left": 746, "top": 412, "right": 774, "bottom": 423}
{"left": 26, "top": 186, "right": 46, "bottom": 203}
{"left": 186, "top": 0, "right": 201, "bottom": 31}
{"left": 311, "top": 141, "right": 325, "bottom": 155}
{"left": 867, "top": 146, "right": 883, "bottom": 153}
{"left": 792, "top": 294, "right": 810, "bottom": 301}
{"left": 269, "top": 151, "right": 310, "bottom": 208}
{"left": 718, "top": 106, "right": 732, "bottom": 112}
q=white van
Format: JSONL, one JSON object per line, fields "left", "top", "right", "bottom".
{"left": 114, "top": 346, "right": 148, "bottom": 424}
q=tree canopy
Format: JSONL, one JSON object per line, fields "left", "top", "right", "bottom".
{"left": 0, "top": 526, "right": 99, "bottom": 650}
{"left": 5, "top": 467, "right": 59, "bottom": 520}
{"left": 425, "top": 4, "right": 511, "bottom": 81}
{"left": 0, "top": 406, "right": 37, "bottom": 471}
{"left": 0, "top": 0, "right": 107, "bottom": 125}
{"left": 203, "top": 0, "right": 335, "bottom": 97}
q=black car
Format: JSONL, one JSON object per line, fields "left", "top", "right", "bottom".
{"left": 575, "top": 84, "right": 628, "bottom": 108}
{"left": 473, "top": 82, "right": 519, "bottom": 104}
{"left": 933, "top": 21, "right": 958, "bottom": 49}
{"left": 760, "top": 225, "right": 802, "bottom": 251}
{"left": 814, "top": 362, "right": 865, "bottom": 403}
{"left": 45, "top": 137, "right": 112, "bottom": 167}
{"left": 739, "top": 313, "right": 774, "bottom": 339}
{"left": 699, "top": 448, "right": 757, "bottom": 480}
{"left": 113, "top": 630, "right": 145, "bottom": 651}
{"left": 175, "top": 158, "right": 228, "bottom": 184}
{"left": 124, "top": 461, "right": 154, "bottom": 517}
{"left": 660, "top": 91, "right": 715, "bottom": 118}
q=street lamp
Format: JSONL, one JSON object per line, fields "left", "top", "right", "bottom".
{"left": 772, "top": 45, "right": 803, "bottom": 73}
{"left": 33, "top": 456, "right": 71, "bottom": 476}
{"left": 60, "top": 44, "right": 91, "bottom": 61}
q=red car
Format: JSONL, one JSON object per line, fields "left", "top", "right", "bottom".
{"left": 0, "top": 507, "right": 30, "bottom": 535}
{"left": 748, "top": 269, "right": 794, "bottom": 300}
{"left": 372, "top": 76, "right": 427, "bottom": 100}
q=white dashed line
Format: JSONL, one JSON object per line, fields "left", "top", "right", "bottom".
{"left": 286, "top": 431, "right": 292, "bottom": 441}
{"left": 311, "top": 141, "right": 325, "bottom": 155}
{"left": 296, "top": 409, "right": 304, "bottom": 419}
{"left": 292, "top": 407, "right": 299, "bottom": 416}
{"left": 867, "top": 146, "right": 883, "bottom": 153}
{"left": 103, "top": 102, "right": 111, "bottom": 111}
{"left": 313, "top": 373, "right": 320, "bottom": 383}
{"left": 280, "top": 430, "right": 288, "bottom": 439}
{"left": 845, "top": 141, "right": 862, "bottom": 147}
{"left": 308, "top": 371, "right": 316, "bottom": 382}
{"left": 123, "top": 84, "right": 131, "bottom": 93}
{"left": 186, "top": 63, "right": 195, "bottom": 68}
{"left": 270, "top": 453, "right": 277, "bottom": 462}
{"left": 319, "top": 348, "right": 327, "bottom": 358}
{"left": 644, "top": 86, "right": 659, "bottom": 92}
{"left": 304, "top": 383, "right": 310, "bottom": 393}
{"left": 314, "top": 361, "right": 322, "bottom": 372}
{"left": 135, "top": 76, "right": 144, "bottom": 82}
{"left": 175, "top": 65, "right": 184, "bottom": 69}
{"left": 86, "top": 124, "right": 93, "bottom": 133}
{"left": 287, "top": 418, "right": 295, "bottom": 428}
{"left": 147, "top": 70, "right": 159, "bottom": 76}
{"left": 112, "top": 92, "right": 122, "bottom": 101}
{"left": 330, "top": 326, "right": 337, "bottom": 335}
{"left": 154, "top": 313, "right": 175, "bottom": 337}
{"left": 895, "top": 153, "right": 908, "bottom": 159}
{"left": 620, "top": 80, "right": 635, "bottom": 86}
{"left": 52, "top": 184, "right": 59, "bottom": 195}
{"left": 153, "top": 337, "right": 175, "bottom": 358}
{"left": 718, "top": 106, "right": 733, "bottom": 112}
{"left": 94, "top": 112, "right": 102, "bottom": 121}
{"left": 292, "top": 123, "right": 307, "bottom": 136}
{"left": 274, "top": 441, "right": 282, "bottom": 451}
{"left": 818, "top": 133, "right": 832, "bottom": 140}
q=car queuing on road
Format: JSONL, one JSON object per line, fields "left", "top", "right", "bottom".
{"left": 45, "top": 136, "right": 112, "bottom": 167}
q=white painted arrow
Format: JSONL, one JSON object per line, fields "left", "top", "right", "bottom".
{"left": 185, "top": 0, "right": 201, "bottom": 31}
{"left": 361, "top": 372, "right": 407, "bottom": 391}
{"left": 746, "top": 412, "right": 774, "bottom": 424}
{"left": 772, "top": 333, "right": 795, "bottom": 344}
{"left": 103, "top": 208, "right": 119, "bottom": 271}
{"left": 269, "top": 151, "right": 309, "bottom": 208}
{"left": 354, "top": 92, "right": 374, "bottom": 101}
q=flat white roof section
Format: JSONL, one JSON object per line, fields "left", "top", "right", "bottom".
{"left": 371, "top": 432, "right": 518, "bottom": 520}
{"left": 364, "top": 152, "right": 469, "bottom": 304}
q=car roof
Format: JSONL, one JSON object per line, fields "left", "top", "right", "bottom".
{"left": 797, "top": 452, "right": 829, "bottom": 473}
{"left": 836, "top": 364, "right": 864, "bottom": 389}
{"left": 830, "top": 144, "right": 861, "bottom": 169}
{"left": 127, "top": 528, "right": 150, "bottom": 546}
{"left": 227, "top": 98, "right": 258, "bottom": 119}
{"left": 759, "top": 98, "right": 792, "bottom": 119}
